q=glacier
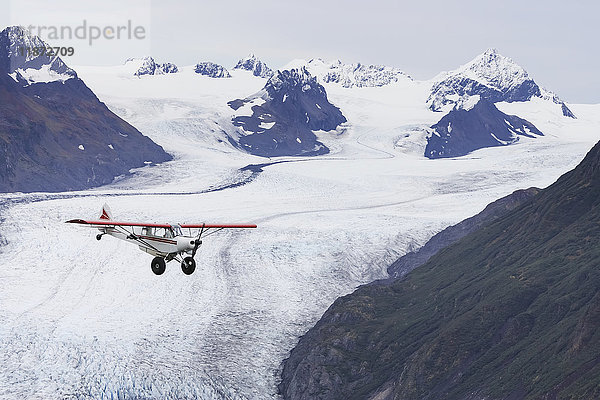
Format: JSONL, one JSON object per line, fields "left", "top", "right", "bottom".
{"left": 0, "top": 62, "right": 598, "bottom": 400}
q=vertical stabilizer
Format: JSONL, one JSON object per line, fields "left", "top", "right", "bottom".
{"left": 100, "top": 203, "right": 113, "bottom": 220}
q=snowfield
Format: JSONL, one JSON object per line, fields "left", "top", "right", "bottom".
{"left": 0, "top": 65, "right": 599, "bottom": 399}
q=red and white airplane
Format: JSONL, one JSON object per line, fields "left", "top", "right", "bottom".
{"left": 67, "top": 204, "right": 257, "bottom": 275}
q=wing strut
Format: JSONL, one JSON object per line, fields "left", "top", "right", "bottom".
{"left": 113, "top": 224, "right": 165, "bottom": 258}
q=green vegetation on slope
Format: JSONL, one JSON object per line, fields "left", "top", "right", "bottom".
{"left": 280, "top": 140, "right": 600, "bottom": 400}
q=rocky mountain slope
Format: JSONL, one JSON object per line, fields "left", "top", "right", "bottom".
{"left": 280, "top": 139, "right": 600, "bottom": 400}
{"left": 425, "top": 96, "right": 544, "bottom": 158}
{"left": 0, "top": 26, "right": 171, "bottom": 192}
{"left": 428, "top": 48, "right": 575, "bottom": 118}
{"left": 227, "top": 67, "right": 346, "bottom": 156}
{"left": 388, "top": 187, "right": 540, "bottom": 279}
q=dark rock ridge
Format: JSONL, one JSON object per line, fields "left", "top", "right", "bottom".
{"left": 388, "top": 187, "right": 540, "bottom": 279}
{"left": 279, "top": 139, "right": 600, "bottom": 400}
{"left": 561, "top": 102, "right": 576, "bottom": 118}
{"left": 428, "top": 48, "right": 575, "bottom": 118}
{"left": 425, "top": 96, "right": 543, "bottom": 159}
{"left": 194, "top": 62, "right": 231, "bottom": 78}
{"left": 233, "top": 54, "right": 273, "bottom": 78}
{"left": 227, "top": 67, "right": 346, "bottom": 157}
{"left": 127, "top": 56, "right": 178, "bottom": 76}
{"left": 0, "top": 26, "right": 171, "bottom": 192}
{"left": 160, "top": 62, "right": 178, "bottom": 74}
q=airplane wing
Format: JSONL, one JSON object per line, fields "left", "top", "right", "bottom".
{"left": 180, "top": 223, "right": 257, "bottom": 228}
{"left": 66, "top": 219, "right": 173, "bottom": 228}
{"left": 66, "top": 220, "right": 257, "bottom": 228}
{"left": 66, "top": 205, "right": 256, "bottom": 229}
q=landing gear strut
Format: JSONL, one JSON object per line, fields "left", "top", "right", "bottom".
{"left": 181, "top": 257, "right": 196, "bottom": 275}
{"left": 151, "top": 257, "right": 166, "bottom": 275}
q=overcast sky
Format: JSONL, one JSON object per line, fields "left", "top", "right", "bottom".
{"left": 3, "top": 0, "right": 599, "bottom": 103}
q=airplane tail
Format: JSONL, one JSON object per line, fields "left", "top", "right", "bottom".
{"left": 99, "top": 203, "right": 113, "bottom": 220}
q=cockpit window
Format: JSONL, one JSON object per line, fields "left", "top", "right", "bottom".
{"left": 172, "top": 225, "right": 183, "bottom": 236}
{"left": 141, "top": 226, "right": 179, "bottom": 238}
{"left": 164, "top": 228, "right": 174, "bottom": 238}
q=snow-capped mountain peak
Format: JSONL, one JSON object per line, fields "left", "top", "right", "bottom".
{"left": 194, "top": 61, "right": 231, "bottom": 78}
{"left": 233, "top": 53, "right": 274, "bottom": 78}
{"left": 321, "top": 60, "right": 412, "bottom": 88}
{"left": 0, "top": 26, "right": 76, "bottom": 85}
{"left": 457, "top": 48, "right": 530, "bottom": 92}
{"left": 428, "top": 48, "right": 575, "bottom": 118}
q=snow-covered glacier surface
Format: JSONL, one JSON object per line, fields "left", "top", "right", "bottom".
{"left": 0, "top": 65, "right": 599, "bottom": 399}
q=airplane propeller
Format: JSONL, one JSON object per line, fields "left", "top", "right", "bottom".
{"left": 192, "top": 238, "right": 202, "bottom": 258}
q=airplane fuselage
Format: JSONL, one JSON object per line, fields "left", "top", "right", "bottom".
{"left": 99, "top": 225, "right": 196, "bottom": 258}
